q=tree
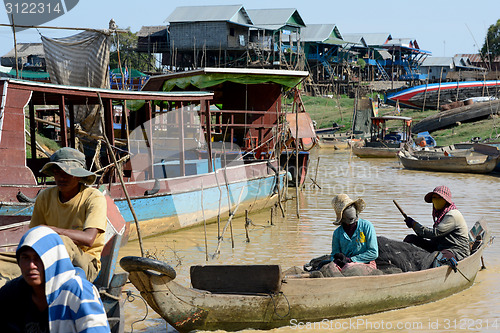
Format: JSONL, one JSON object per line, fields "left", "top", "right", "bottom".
{"left": 109, "top": 28, "right": 158, "bottom": 72}
{"left": 481, "top": 19, "right": 500, "bottom": 59}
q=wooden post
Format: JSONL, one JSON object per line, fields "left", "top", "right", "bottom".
{"left": 295, "top": 90, "right": 300, "bottom": 218}
{"left": 437, "top": 68, "right": 443, "bottom": 110}
{"left": 11, "top": 15, "right": 19, "bottom": 79}
{"left": 69, "top": 104, "right": 75, "bottom": 148}
{"left": 59, "top": 95, "right": 68, "bottom": 147}
{"left": 421, "top": 78, "right": 429, "bottom": 112}
{"left": 29, "top": 101, "right": 36, "bottom": 159}
{"left": 179, "top": 102, "right": 186, "bottom": 177}
{"left": 204, "top": 100, "right": 213, "bottom": 172}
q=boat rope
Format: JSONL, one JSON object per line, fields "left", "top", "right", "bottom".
{"left": 269, "top": 292, "right": 290, "bottom": 319}
{"left": 124, "top": 290, "right": 148, "bottom": 333}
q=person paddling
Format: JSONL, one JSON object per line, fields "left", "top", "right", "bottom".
{"left": 403, "top": 185, "right": 470, "bottom": 263}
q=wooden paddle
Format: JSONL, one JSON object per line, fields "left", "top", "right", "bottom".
{"left": 393, "top": 200, "right": 407, "bottom": 218}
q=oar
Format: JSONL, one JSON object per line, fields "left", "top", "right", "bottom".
{"left": 393, "top": 200, "right": 407, "bottom": 218}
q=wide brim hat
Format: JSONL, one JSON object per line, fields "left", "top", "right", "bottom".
{"left": 424, "top": 185, "right": 453, "bottom": 204}
{"left": 331, "top": 194, "right": 366, "bottom": 225}
{"left": 40, "top": 147, "right": 96, "bottom": 185}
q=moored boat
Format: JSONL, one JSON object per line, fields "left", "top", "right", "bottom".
{"left": 0, "top": 78, "right": 286, "bottom": 240}
{"left": 142, "top": 67, "right": 317, "bottom": 187}
{"left": 386, "top": 80, "right": 500, "bottom": 109}
{"left": 398, "top": 143, "right": 500, "bottom": 174}
{"left": 120, "top": 220, "right": 491, "bottom": 332}
{"left": 351, "top": 116, "right": 412, "bottom": 158}
{"left": 411, "top": 99, "right": 500, "bottom": 133}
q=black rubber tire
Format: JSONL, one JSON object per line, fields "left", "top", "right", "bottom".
{"left": 120, "top": 256, "right": 176, "bottom": 279}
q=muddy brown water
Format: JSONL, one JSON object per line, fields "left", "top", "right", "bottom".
{"left": 118, "top": 148, "right": 500, "bottom": 333}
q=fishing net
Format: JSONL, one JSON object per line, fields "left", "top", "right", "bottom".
{"left": 375, "top": 236, "right": 437, "bottom": 273}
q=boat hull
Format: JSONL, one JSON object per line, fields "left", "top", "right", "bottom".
{"left": 126, "top": 245, "right": 485, "bottom": 332}
{"left": 0, "top": 161, "right": 283, "bottom": 240}
{"left": 398, "top": 144, "right": 500, "bottom": 174}
{"left": 386, "top": 80, "right": 500, "bottom": 109}
{"left": 351, "top": 145, "right": 400, "bottom": 158}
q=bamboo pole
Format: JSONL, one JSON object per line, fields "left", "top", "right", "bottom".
{"left": 201, "top": 180, "right": 208, "bottom": 261}
{"left": 0, "top": 22, "right": 127, "bottom": 33}
{"left": 97, "top": 93, "right": 145, "bottom": 257}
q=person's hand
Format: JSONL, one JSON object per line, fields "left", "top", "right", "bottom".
{"left": 405, "top": 216, "right": 417, "bottom": 228}
{"left": 333, "top": 253, "right": 351, "bottom": 268}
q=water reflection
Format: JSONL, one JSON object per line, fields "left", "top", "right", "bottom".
{"left": 120, "top": 148, "right": 500, "bottom": 333}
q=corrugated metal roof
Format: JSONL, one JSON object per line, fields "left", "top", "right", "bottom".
{"left": 343, "top": 33, "right": 391, "bottom": 46}
{"left": 166, "top": 5, "right": 252, "bottom": 25}
{"left": 2, "top": 43, "right": 44, "bottom": 58}
{"left": 341, "top": 34, "right": 366, "bottom": 46}
{"left": 386, "top": 38, "right": 413, "bottom": 48}
{"left": 137, "top": 26, "right": 167, "bottom": 38}
{"left": 456, "top": 53, "right": 500, "bottom": 63}
{"left": 300, "top": 24, "right": 338, "bottom": 42}
{"left": 421, "top": 57, "right": 453, "bottom": 67}
{"left": 246, "top": 8, "right": 305, "bottom": 28}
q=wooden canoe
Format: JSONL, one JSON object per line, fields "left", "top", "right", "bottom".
{"left": 351, "top": 145, "right": 401, "bottom": 158}
{"left": 121, "top": 221, "right": 491, "bottom": 332}
{"left": 398, "top": 143, "right": 500, "bottom": 174}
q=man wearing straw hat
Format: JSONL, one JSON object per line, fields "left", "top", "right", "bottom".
{"left": 29, "top": 147, "right": 107, "bottom": 282}
{"left": 329, "top": 193, "right": 378, "bottom": 271}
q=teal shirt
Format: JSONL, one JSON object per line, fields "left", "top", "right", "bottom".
{"left": 331, "top": 218, "right": 378, "bottom": 263}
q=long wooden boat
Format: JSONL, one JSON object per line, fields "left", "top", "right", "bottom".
{"left": 0, "top": 78, "right": 293, "bottom": 240}
{"left": 351, "top": 116, "right": 412, "bottom": 158}
{"left": 386, "top": 80, "right": 500, "bottom": 109}
{"left": 398, "top": 143, "right": 500, "bottom": 174}
{"left": 120, "top": 221, "right": 491, "bottom": 332}
{"left": 411, "top": 99, "right": 500, "bottom": 133}
{"left": 142, "top": 68, "right": 317, "bottom": 187}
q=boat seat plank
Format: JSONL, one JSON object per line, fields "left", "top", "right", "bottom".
{"left": 190, "top": 265, "right": 282, "bottom": 294}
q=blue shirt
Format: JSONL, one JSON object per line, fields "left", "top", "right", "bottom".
{"left": 331, "top": 218, "right": 378, "bottom": 263}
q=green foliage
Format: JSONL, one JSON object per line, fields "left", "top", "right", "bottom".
{"left": 110, "top": 28, "right": 158, "bottom": 72}
{"left": 481, "top": 19, "right": 500, "bottom": 58}
{"left": 357, "top": 58, "right": 367, "bottom": 70}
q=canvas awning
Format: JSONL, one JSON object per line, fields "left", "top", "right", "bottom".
{"left": 286, "top": 112, "right": 316, "bottom": 139}
{"left": 143, "top": 68, "right": 309, "bottom": 92}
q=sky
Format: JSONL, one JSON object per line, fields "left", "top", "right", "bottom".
{"left": 0, "top": 0, "right": 498, "bottom": 60}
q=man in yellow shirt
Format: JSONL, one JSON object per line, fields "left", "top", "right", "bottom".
{"left": 30, "top": 147, "right": 107, "bottom": 282}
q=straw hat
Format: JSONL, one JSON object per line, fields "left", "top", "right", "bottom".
{"left": 424, "top": 185, "right": 453, "bottom": 204}
{"left": 331, "top": 194, "right": 366, "bottom": 225}
{"left": 40, "top": 147, "right": 96, "bottom": 185}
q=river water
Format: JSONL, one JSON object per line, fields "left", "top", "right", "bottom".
{"left": 118, "top": 148, "right": 500, "bottom": 333}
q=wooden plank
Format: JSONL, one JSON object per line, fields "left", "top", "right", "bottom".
{"left": 190, "top": 265, "right": 282, "bottom": 294}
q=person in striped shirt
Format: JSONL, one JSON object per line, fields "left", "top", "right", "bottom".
{"left": 0, "top": 226, "right": 110, "bottom": 332}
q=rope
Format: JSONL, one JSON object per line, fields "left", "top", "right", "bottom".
{"left": 269, "top": 292, "right": 290, "bottom": 319}
{"left": 124, "top": 290, "right": 148, "bottom": 333}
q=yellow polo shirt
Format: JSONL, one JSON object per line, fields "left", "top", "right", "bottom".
{"left": 29, "top": 185, "right": 107, "bottom": 270}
